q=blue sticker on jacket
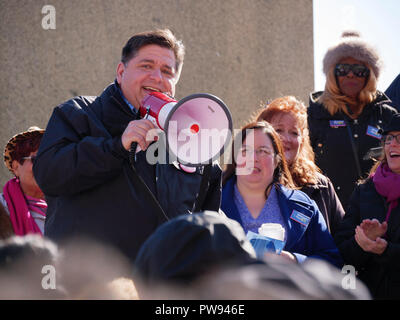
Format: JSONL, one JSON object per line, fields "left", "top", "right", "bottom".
{"left": 329, "top": 120, "right": 346, "bottom": 128}
{"left": 366, "top": 125, "right": 382, "bottom": 139}
{"left": 290, "top": 210, "right": 311, "bottom": 227}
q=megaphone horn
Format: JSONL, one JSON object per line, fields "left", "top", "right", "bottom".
{"left": 137, "top": 91, "right": 233, "bottom": 167}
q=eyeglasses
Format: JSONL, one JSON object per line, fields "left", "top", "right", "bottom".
{"left": 239, "top": 146, "right": 274, "bottom": 158}
{"left": 383, "top": 134, "right": 400, "bottom": 145}
{"left": 335, "top": 64, "right": 370, "bottom": 78}
{"left": 21, "top": 155, "right": 37, "bottom": 164}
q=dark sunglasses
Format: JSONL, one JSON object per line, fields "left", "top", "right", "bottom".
{"left": 383, "top": 134, "right": 400, "bottom": 145}
{"left": 335, "top": 64, "right": 370, "bottom": 78}
{"left": 21, "top": 155, "right": 37, "bottom": 164}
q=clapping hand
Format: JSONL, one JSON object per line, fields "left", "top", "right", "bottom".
{"left": 359, "top": 218, "right": 387, "bottom": 240}
{"left": 354, "top": 219, "right": 388, "bottom": 255}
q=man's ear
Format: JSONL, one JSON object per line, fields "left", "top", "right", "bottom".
{"left": 11, "top": 160, "right": 20, "bottom": 177}
{"left": 173, "top": 63, "right": 183, "bottom": 85}
{"left": 116, "top": 62, "right": 125, "bottom": 85}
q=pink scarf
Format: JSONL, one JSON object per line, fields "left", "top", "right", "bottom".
{"left": 372, "top": 163, "right": 400, "bottom": 223}
{"left": 3, "top": 177, "right": 46, "bottom": 236}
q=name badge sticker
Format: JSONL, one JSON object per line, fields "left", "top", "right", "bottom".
{"left": 290, "top": 210, "right": 311, "bottom": 227}
{"left": 366, "top": 125, "right": 382, "bottom": 140}
{"left": 329, "top": 120, "right": 346, "bottom": 128}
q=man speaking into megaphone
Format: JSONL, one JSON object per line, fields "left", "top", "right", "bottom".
{"left": 33, "top": 29, "right": 226, "bottom": 262}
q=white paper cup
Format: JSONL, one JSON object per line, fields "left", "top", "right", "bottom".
{"left": 258, "top": 223, "right": 285, "bottom": 241}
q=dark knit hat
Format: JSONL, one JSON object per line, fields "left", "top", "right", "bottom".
{"left": 323, "top": 31, "right": 381, "bottom": 79}
{"left": 382, "top": 113, "right": 400, "bottom": 135}
{"left": 134, "top": 211, "right": 258, "bottom": 285}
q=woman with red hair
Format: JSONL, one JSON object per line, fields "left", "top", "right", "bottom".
{"left": 0, "top": 127, "right": 46, "bottom": 238}
{"left": 255, "top": 96, "right": 344, "bottom": 235}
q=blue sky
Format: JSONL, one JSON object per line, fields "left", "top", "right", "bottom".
{"left": 313, "top": 0, "right": 400, "bottom": 92}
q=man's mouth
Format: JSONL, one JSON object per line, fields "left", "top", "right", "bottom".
{"left": 143, "top": 86, "right": 163, "bottom": 93}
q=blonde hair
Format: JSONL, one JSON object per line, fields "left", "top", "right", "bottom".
{"left": 255, "top": 96, "right": 320, "bottom": 187}
{"left": 319, "top": 63, "right": 378, "bottom": 118}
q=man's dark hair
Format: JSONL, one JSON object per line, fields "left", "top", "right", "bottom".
{"left": 121, "top": 28, "right": 185, "bottom": 74}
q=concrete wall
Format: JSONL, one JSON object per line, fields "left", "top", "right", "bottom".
{"left": 0, "top": 0, "right": 314, "bottom": 186}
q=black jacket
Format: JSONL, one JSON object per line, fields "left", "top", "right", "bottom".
{"left": 385, "top": 73, "right": 400, "bottom": 112}
{"left": 334, "top": 178, "right": 400, "bottom": 299}
{"left": 33, "top": 82, "right": 222, "bottom": 261}
{"left": 308, "top": 91, "right": 397, "bottom": 210}
{"left": 301, "top": 173, "right": 345, "bottom": 236}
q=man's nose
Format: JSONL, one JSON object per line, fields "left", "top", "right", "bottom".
{"left": 150, "top": 68, "right": 163, "bottom": 81}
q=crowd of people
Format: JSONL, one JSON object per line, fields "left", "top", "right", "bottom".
{"left": 1, "top": 28, "right": 399, "bottom": 300}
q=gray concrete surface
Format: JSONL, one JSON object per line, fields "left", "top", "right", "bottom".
{"left": 0, "top": 0, "right": 314, "bottom": 186}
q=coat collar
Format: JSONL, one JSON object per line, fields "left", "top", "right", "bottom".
{"left": 222, "top": 177, "right": 317, "bottom": 251}
{"left": 275, "top": 184, "right": 316, "bottom": 251}
{"left": 91, "top": 81, "right": 137, "bottom": 137}
{"left": 221, "top": 176, "right": 243, "bottom": 225}
{"left": 308, "top": 90, "right": 392, "bottom": 121}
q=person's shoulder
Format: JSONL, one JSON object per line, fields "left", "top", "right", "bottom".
{"left": 347, "top": 176, "right": 373, "bottom": 199}
{"left": 357, "top": 176, "right": 374, "bottom": 190}
{"left": 309, "top": 91, "right": 324, "bottom": 106}
{"left": 373, "top": 91, "right": 397, "bottom": 113}
{"left": 57, "top": 95, "right": 98, "bottom": 112}
{"left": 300, "top": 173, "right": 329, "bottom": 195}
{"left": 314, "top": 172, "right": 331, "bottom": 188}
{"left": 55, "top": 83, "right": 119, "bottom": 117}
{"left": 277, "top": 185, "right": 319, "bottom": 220}
{"left": 277, "top": 184, "right": 316, "bottom": 207}
{"left": 307, "top": 91, "right": 332, "bottom": 120}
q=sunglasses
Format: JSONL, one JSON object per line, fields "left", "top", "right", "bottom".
{"left": 21, "top": 155, "right": 37, "bottom": 164}
{"left": 335, "top": 64, "right": 370, "bottom": 78}
{"left": 383, "top": 134, "right": 400, "bottom": 145}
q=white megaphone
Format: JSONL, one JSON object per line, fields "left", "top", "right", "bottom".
{"left": 137, "top": 91, "right": 232, "bottom": 167}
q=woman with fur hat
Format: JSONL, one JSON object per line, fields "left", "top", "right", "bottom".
{"left": 308, "top": 31, "right": 398, "bottom": 210}
{"left": 0, "top": 127, "right": 46, "bottom": 239}
{"left": 334, "top": 113, "right": 400, "bottom": 299}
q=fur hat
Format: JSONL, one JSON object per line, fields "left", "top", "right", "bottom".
{"left": 3, "top": 126, "right": 44, "bottom": 173}
{"left": 323, "top": 31, "right": 382, "bottom": 79}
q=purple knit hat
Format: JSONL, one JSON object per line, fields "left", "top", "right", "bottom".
{"left": 323, "top": 31, "right": 382, "bottom": 79}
